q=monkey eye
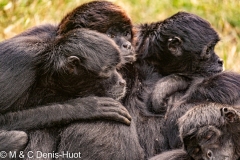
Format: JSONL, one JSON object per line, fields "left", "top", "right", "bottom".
{"left": 103, "top": 66, "right": 113, "bottom": 74}
{"left": 124, "top": 30, "right": 131, "bottom": 37}
{"left": 193, "top": 147, "right": 200, "bottom": 154}
{"left": 202, "top": 130, "right": 216, "bottom": 142}
{"left": 192, "top": 147, "right": 200, "bottom": 155}
{"left": 205, "top": 132, "right": 214, "bottom": 140}
{"left": 206, "top": 46, "right": 214, "bottom": 55}
{"left": 107, "top": 33, "right": 116, "bottom": 38}
{"left": 99, "top": 66, "right": 113, "bottom": 78}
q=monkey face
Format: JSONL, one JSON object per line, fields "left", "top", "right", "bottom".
{"left": 136, "top": 12, "right": 223, "bottom": 76}
{"left": 179, "top": 104, "right": 240, "bottom": 160}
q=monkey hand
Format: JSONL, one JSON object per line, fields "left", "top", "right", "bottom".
{"left": 151, "top": 74, "right": 190, "bottom": 114}
{"left": 151, "top": 89, "right": 168, "bottom": 114}
{"left": 72, "top": 96, "right": 132, "bottom": 125}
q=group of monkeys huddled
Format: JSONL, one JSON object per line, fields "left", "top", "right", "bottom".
{"left": 1, "top": 1, "right": 240, "bottom": 160}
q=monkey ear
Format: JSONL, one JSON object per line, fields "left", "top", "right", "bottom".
{"left": 168, "top": 37, "right": 182, "bottom": 56}
{"left": 67, "top": 56, "right": 81, "bottom": 74}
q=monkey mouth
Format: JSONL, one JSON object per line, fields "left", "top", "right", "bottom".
{"left": 115, "top": 93, "right": 126, "bottom": 100}
{"left": 122, "top": 49, "right": 136, "bottom": 63}
{"left": 207, "top": 67, "right": 223, "bottom": 75}
{"left": 211, "top": 68, "right": 223, "bottom": 74}
{"left": 124, "top": 54, "right": 136, "bottom": 63}
{"left": 110, "top": 93, "right": 125, "bottom": 100}
{"left": 198, "top": 68, "right": 223, "bottom": 77}
{"left": 108, "top": 88, "right": 126, "bottom": 100}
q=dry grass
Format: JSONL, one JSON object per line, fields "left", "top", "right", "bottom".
{"left": 0, "top": 0, "right": 239, "bottom": 72}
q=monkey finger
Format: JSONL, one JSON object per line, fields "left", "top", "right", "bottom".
{"left": 101, "top": 112, "right": 131, "bottom": 126}
{"left": 101, "top": 107, "right": 132, "bottom": 121}
{"left": 98, "top": 101, "right": 123, "bottom": 107}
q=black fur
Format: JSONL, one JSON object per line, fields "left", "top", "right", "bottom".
{"left": 1, "top": 0, "right": 136, "bottom": 156}
{"left": 179, "top": 71, "right": 240, "bottom": 105}
{"left": 58, "top": 11, "right": 223, "bottom": 159}
{"left": 0, "top": 27, "right": 131, "bottom": 153}
{"left": 179, "top": 103, "right": 240, "bottom": 160}
{"left": 0, "top": 0, "right": 139, "bottom": 153}
{"left": 57, "top": 0, "right": 136, "bottom": 65}
{"left": 144, "top": 12, "right": 240, "bottom": 151}
{"left": 0, "top": 130, "right": 28, "bottom": 153}
{"left": 149, "top": 149, "right": 191, "bottom": 160}
{"left": 136, "top": 12, "right": 222, "bottom": 76}
{"left": 163, "top": 71, "right": 240, "bottom": 149}
{"left": 150, "top": 103, "right": 240, "bottom": 160}
{"left": 135, "top": 11, "right": 222, "bottom": 157}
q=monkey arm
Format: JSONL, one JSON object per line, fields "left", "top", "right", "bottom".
{"left": 151, "top": 74, "right": 190, "bottom": 113}
{"left": 0, "top": 96, "right": 131, "bottom": 131}
{"left": 182, "top": 72, "right": 240, "bottom": 105}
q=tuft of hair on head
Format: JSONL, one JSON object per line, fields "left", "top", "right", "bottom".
{"left": 57, "top": 0, "right": 132, "bottom": 36}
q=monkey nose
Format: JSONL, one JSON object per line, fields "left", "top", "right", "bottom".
{"left": 218, "top": 59, "right": 223, "bottom": 66}
{"left": 119, "top": 80, "right": 126, "bottom": 87}
{"left": 122, "top": 42, "right": 132, "bottom": 50}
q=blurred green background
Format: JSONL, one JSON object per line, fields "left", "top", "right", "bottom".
{"left": 0, "top": 0, "right": 239, "bottom": 72}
